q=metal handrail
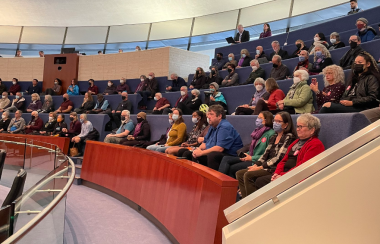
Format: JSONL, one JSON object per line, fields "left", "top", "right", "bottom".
{"left": 224, "top": 120, "right": 380, "bottom": 223}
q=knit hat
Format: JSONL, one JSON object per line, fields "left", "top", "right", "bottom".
{"left": 137, "top": 112, "right": 146, "bottom": 120}
{"left": 210, "top": 82, "right": 219, "bottom": 91}
{"left": 356, "top": 17, "right": 368, "bottom": 25}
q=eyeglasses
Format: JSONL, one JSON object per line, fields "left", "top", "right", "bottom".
{"left": 296, "top": 125, "right": 308, "bottom": 130}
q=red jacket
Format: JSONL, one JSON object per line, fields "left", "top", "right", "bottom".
{"left": 25, "top": 117, "right": 43, "bottom": 134}
{"left": 274, "top": 136, "right": 324, "bottom": 176}
{"left": 267, "top": 89, "right": 285, "bottom": 110}
{"left": 9, "top": 84, "right": 21, "bottom": 95}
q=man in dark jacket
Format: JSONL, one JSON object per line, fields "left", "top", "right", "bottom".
{"left": 270, "top": 55, "right": 289, "bottom": 81}
{"left": 254, "top": 46, "right": 268, "bottom": 61}
{"left": 137, "top": 72, "right": 158, "bottom": 110}
{"left": 269, "top": 41, "right": 289, "bottom": 60}
{"left": 242, "top": 60, "right": 266, "bottom": 85}
{"left": 339, "top": 35, "right": 364, "bottom": 70}
{"left": 210, "top": 53, "right": 226, "bottom": 70}
{"left": 103, "top": 81, "right": 118, "bottom": 95}
{"left": 347, "top": 0, "right": 362, "bottom": 15}
{"left": 25, "top": 79, "right": 41, "bottom": 95}
{"left": 166, "top": 73, "right": 186, "bottom": 92}
{"left": 25, "top": 111, "right": 43, "bottom": 134}
{"left": 109, "top": 92, "right": 133, "bottom": 128}
{"left": 162, "top": 86, "right": 192, "bottom": 115}
{"left": 5, "top": 92, "right": 25, "bottom": 112}
{"left": 234, "top": 25, "right": 250, "bottom": 43}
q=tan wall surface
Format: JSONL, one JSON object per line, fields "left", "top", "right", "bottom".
{"left": 0, "top": 57, "right": 44, "bottom": 81}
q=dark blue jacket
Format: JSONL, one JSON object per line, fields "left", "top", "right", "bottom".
{"left": 26, "top": 84, "right": 41, "bottom": 95}
{"left": 171, "top": 77, "right": 186, "bottom": 91}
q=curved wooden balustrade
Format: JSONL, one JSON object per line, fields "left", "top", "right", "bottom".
{"left": 80, "top": 141, "right": 238, "bottom": 244}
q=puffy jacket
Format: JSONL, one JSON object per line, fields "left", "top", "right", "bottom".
{"left": 283, "top": 80, "right": 314, "bottom": 114}
{"left": 357, "top": 27, "right": 377, "bottom": 43}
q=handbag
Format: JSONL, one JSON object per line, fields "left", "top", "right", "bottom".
{"left": 70, "top": 143, "right": 79, "bottom": 157}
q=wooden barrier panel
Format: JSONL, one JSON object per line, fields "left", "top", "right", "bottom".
{"left": 80, "top": 141, "right": 238, "bottom": 244}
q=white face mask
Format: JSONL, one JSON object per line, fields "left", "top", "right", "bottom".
{"left": 135, "top": 49, "right": 139, "bottom": 51}
{"left": 330, "top": 39, "right": 336, "bottom": 44}
{"left": 252, "top": 66, "right": 258, "bottom": 71}
{"left": 2, "top": 115, "right": 6, "bottom": 119}
{"left": 180, "top": 91, "right": 186, "bottom": 96}
{"left": 49, "top": 117, "right": 54, "bottom": 121}
{"left": 148, "top": 76, "right": 152, "bottom": 80}
{"left": 13, "top": 82, "right": 16, "bottom": 85}
{"left": 255, "top": 85, "right": 263, "bottom": 91}
{"left": 1, "top": 96, "right": 5, "bottom": 99}
{"left": 54, "top": 81, "right": 58, "bottom": 85}
{"left": 293, "top": 77, "right": 301, "bottom": 84}
{"left": 120, "top": 79, "right": 124, "bottom": 84}
{"left": 154, "top": 97, "right": 158, "bottom": 101}
{"left": 108, "top": 83, "right": 112, "bottom": 87}
{"left": 314, "top": 37, "right": 320, "bottom": 42}
{"left": 256, "top": 50, "right": 260, "bottom": 55}
{"left": 172, "top": 114, "right": 179, "bottom": 121}
{"left": 207, "top": 118, "right": 210, "bottom": 124}
{"left": 192, "top": 118, "right": 198, "bottom": 124}
{"left": 169, "top": 119, "right": 174, "bottom": 124}
{"left": 140, "top": 78, "right": 144, "bottom": 82}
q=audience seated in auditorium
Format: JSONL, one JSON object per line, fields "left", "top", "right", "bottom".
{"left": 205, "top": 83, "right": 227, "bottom": 110}
{"left": 356, "top": 17, "right": 376, "bottom": 43}
{"left": 166, "top": 110, "right": 209, "bottom": 156}
{"left": 0, "top": 79, "right": 6, "bottom": 94}
{"left": 254, "top": 46, "right": 268, "bottom": 61}
{"left": 0, "top": 92, "right": 10, "bottom": 112}
{"left": 222, "top": 53, "right": 238, "bottom": 70}
{"left": 234, "top": 78, "right": 269, "bottom": 115}
{"left": 310, "top": 65, "right": 346, "bottom": 112}
{"left": 74, "top": 92, "right": 95, "bottom": 114}
{"left": 9, "top": 78, "right": 21, "bottom": 95}
{"left": 104, "top": 110, "right": 134, "bottom": 144}
{"left": 291, "top": 40, "right": 308, "bottom": 58}
{"left": 152, "top": 92, "right": 170, "bottom": 114}
{"left": 339, "top": 35, "right": 364, "bottom": 70}
{"left": 39, "top": 51, "right": 44, "bottom": 57}
{"left": 147, "top": 108, "right": 187, "bottom": 152}
{"left": 135, "top": 46, "right": 142, "bottom": 51}
{"left": 166, "top": 73, "right": 186, "bottom": 92}
{"left": 15, "top": 50, "right": 22, "bottom": 57}
{"left": 189, "top": 67, "right": 207, "bottom": 89}
{"left": 26, "top": 93, "right": 42, "bottom": 112}
{"left": 25, "top": 111, "right": 43, "bottom": 134}
{"left": 25, "top": 79, "right": 41, "bottom": 95}
{"left": 98, "top": 51, "right": 102, "bottom": 55}
{"left": 120, "top": 112, "right": 151, "bottom": 147}
{"left": 61, "top": 112, "right": 81, "bottom": 138}
{"left": 348, "top": 0, "right": 362, "bottom": 15}
{"left": 190, "top": 105, "right": 243, "bottom": 170}
{"left": 269, "top": 41, "right": 289, "bottom": 61}
{"left": 39, "top": 112, "right": 57, "bottom": 135}
{"left": 39, "top": 95, "right": 54, "bottom": 113}
{"left": 87, "top": 79, "right": 99, "bottom": 95}
{"left": 374, "top": 24, "right": 380, "bottom": 40}
{"left": 117, "top": 77, "right": 131, "bottom": 94}
{"left": 67, "top": 79, "right": 79, "bottom": 95}
{"left": 309, "top": 33, "right": 329, "bottom": 54}
{"left": 166, "top": 87, "right": 201, "bottom": 115}
{"left": 103, "top": 81, "right": 117, "bottom": 95}
{"left": 321, "top": 52, "right": 380, "bottom": 113}
{"left": 234, "top": 24, "right": 250, "bottom": 43}
{"left": 241, "top": 60, "right": 265, "bottom": 85}
{"left": 56, "top": 94, "right": 74, "bottom": 113}
{"left": 308, "top": 44, "right": 333, "bottom": 75}
{"left": 137, "top": 72, "right": 158, "bottom": 110}
{"left": 294, "top": 50, "right": 310, "bottom": 72}
{"left": 210, "top": 53, "right": 226, "bottom": 70}
{"left": 277, "top": 70, "right": 314, "bottom": 114}
{"left": 5, "top": 92, "right": 25, "bottom": 112}
{"left": 108, "top": 92, "right": 132, "bottom": 128}
{"left": 219, "top": 111, "right": 275, "bottom": 178}
{"left": 89, "top": 94, "right": 110, "bottom": 114}
{"left": 236, "top": 49, "right": 251, "bottom": 68}
{"left": 71, "top": 113, "right": 97, "bottom": 156}
{"left": 45, "top": 78, "right": 62, "bottom": 95}
{"left": 52, "top": 114, "right": 67, "bottom": 136}
{"left": 270, "top": 55, "right": 289, "bottom": 81}
{"left": 0, "top": 111, "right": 10, "bottom": 133}
{"left": 162, "top": 87, "right": 189, "bottom": 115}
{"left": 259, "top": 23, "right": 272, "bottom": 39}
{"left": 6, "top": 110, "right": 25, "bottom": 134}
{"left": 203, "top": 67, "right": 223, "bottom": 89}
{"left": 328, "top": 32, "right": 346, "bottom": 50}
{"left": 221, "top": 64, "right": 239, "bottom": 87}
{"left": 254, "top": 78, "right": 286, "bottom": 115}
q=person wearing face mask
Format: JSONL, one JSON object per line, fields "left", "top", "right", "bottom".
{"left": 67, "top": 79, "right": 79, "bottom": 95}
{"left": 221, "top": 64, "right": 239, "bottom": 87}
{"left": 277, "top": 70, "right": 314, "bottom": 114}
{"left": 355, "top": 18, "right": 376, "bottom": 43}
{"left": 56, "top": 93, "right": 74, "bottom": 113}
{"left": 61, "top": 112, "right": 81, "bottom": 138}
{"left": 50, "top": 78, "right": 62, "bottom": 95}
{"left": 87, "top": 79, "right": 98, "bottom": 95}
{"left": 72, "top": 114, "right": 98, "bottom": 156}
{"left": 186, "top": 89, "right": 203, "bottom": 114}
{"left": 9, "top": 78, "right": 21, "bottom": 96}
{"left": 308, "top": 44, "right": 333, "bottom": 75}
{"left": 235, "top": 78, "right": 269, "bottom": 115}
{"left": 222, "top": 53, "right": 238, "bottom": 70}
{"left": 328, "top": 32, "right": 345, "bottom": 51}
{"left": 270, "top": 55, "right": 290, "bottom": 81}
{"left": 137, "top": 72, "right": 158, "bottom": 110}
{"left": 254, "top": 78, "right": 286, "bottom": 115}
{"left": 5, "top": 92, "right": 25, "bottom": 113}
{"left": 205, "top": 83, "right": 227, "bottom": 111}
{"left": 322, "top": 52, "right": 380, "bottom": 114}
{"left": 135, "top": 46, "right": 142, "bottom": 51}
{"left": 89, "top": 94, "right": 110, "bottom": 114}
{"left": 339, "top": 35, "right": 364, "bottom": 70}
{"left": 39, "top": 112, "right": 57, "bottom": 135}
{"left": 74, "top": 92, "right": 95, "bottom": 114}
{"left": 166, "top": 73, "right": 186, "bottom": 92}
{"left": 26, "top": 93, "right": 42, "bottom": 112}
{"left": 52, "top": 114, "right": 67, "bottom": 136}
{"left": 236, "top": 49, "right": 251, "bottom": 68}
{"left": 0, "top": 79, "right": 7, "bottom": 95}
{"left": 26, "top": 79, "right": 41, "bottom": 95}
{"left": 147, "top": 108, "right": 187, "bottom": 153}
{"left": 254, "top": 46, "right": 268, "bottom": 62}
{"left": 103, "top": 80, "right": 117, "bottom": 95}
{"left": 269, "top": 41, "right": 289, "bottom": 61}
{"left": 0, "top": 92, "right": 10, "bottom": 113}
{"left": 108, "top": 92, "right": 132, "bottom": 128}
{"left": 259, "top": 23, "right": 272, "bottom": 39}
{"left": 234, "top": 24, "right": 250, "bottom": 43}
{"left": 242, "top": 60, "right": 265, "bottom": 85}
{"left": 120, "top": 112, "right": 151, "bottom": 147}
{"left": 308, "top": 33, "right": 329, "bottom": 55}
{"left": 210, "top": 52, "right": 226, "bottom": 70}
{"left": 25, "top": 111, "right": 43, "bottom": 134}
{"left": 117, "top": 77, "right": 131, "bottom": 94}
{"left": 39, "top": 95, "right": 54, "bottom": 113}
{"left": 190, "top": 67, "right": 207, "bottom": 89}
{"left": 203, "top": 67, "right": 223, "bottom": 89}
{"left": 291, "top": 40, "right": 308, "bottom": 58}
{"left": 162, "top": 86, "right": 192, "bottom": 115}
{"left": 294, "top": 50, "right": 310, "bottom": 72}
{"left": 348, "top": 0, "right": 362, "bottom": 15}
{"left": 104, "top": 110, "right": 135, "bottom": 144}
{"left": 0, "top": 111, "right": 11, "bottom": 133}
{"left": 152, "top": 92, "right": 170, "bottom": 114}
{"left": 6, "top": 110, "right": 25, "bottom": 134}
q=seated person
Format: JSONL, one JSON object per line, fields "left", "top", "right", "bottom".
{"left": 309, "top": 32, "right": 329, "bottom": 54}
{"left": 308, "top": 44, "right": 333, "bottom": 75}
{"left": 210, "top": 53, "right": 226, "bottom": 70}
{"left": 147, "top": 108, "right": 187, "bottom": 153}
{"left": 259, "top": 23, "right": 272, "bottom": 39}
{"left": 89, "top": 94, "right": 111, "bottom": 114}
{"left": 254, "top": 46, "right": 268, "bottom": 61}
{"left": 190, "top": 105, "right": 243, "bottom": 170}
{"left": 52, "top": 114, "right": 68, "bottom": 136}
{"left": 9, "top": 78, "right": 21, "bottom": 95}
{"left": 186, "top": 89, "right": 203, "bottom": 114}
{"left": 56, "top": 93, "right": 74, "bottom": 113}
{"left": 219, "top": 112, "right": 275, "bottom": 177}
{"left": 276, "top": 70, "right": 314, "bottom": 114}
{"left": 25, "top": 111, "right": 43, "bottom": 134}
{"left": 270, "top": 55, "right": 289, "bottom": 81}
{"left": 107, "top": 92, "right": 132, "bottom": 128}
{"left": 162, "top": 86, "right": 192, "bottom": 115}
{"left": 39, "top": 112, "right": 57, "bottom": 135}
{"left": 135, "top": 46, "right": 141, "bottom": 51}
{"left": 294, "top": 50, "right": 310, "bottom": 72}
{"left": 310, "top": 65, "right": 346, "bottom": 112}
{"left": 205, "top": 83, "right": 227, "bottom": 110}
{"left": 222, "top": 53, "right": 238, "bottom": 70}
{"left": 6, "top": 110, "right": 25, "bottom": 134}
{"left": 234, "top": 24, "right": 250, "bottom": 43}
{"left": 0, "top": 79, "right": 7, "bottom": 94}
{"left": 25, "top": 79, "right": 41, "bottom": 95}
{"left": 374, "top": 24, "right": 380, "bottom": 40}
{"left": 74, "top": 92, "right": 95, "bottom": 114}
{"left": 61, "top": 112, "right": 81, "bottom": 138}
{"left": 235, "top": 78, "right": 269, "bottom": 115}
{"left": 221, "top": 64, "right": 239, "bottom": 87}
{"left": 152, "top": 93, "right": 170, "bottom": 114}
{"left": 67, "top": 79, "right": 79, "bottom": 95}
{"left": 26, "top": 93, "right": 42, "bottom": 112}
{"left": 120, "top": 112, "right": 151, "bottom": 146}
{"left": 0, "top": 92, "right": 10, "bottom": 112}
{"left": 103, "top": 81, "right": 118, "bottom": 95}
{"left": 339, "top": 35, "right": 364, "bottom": 70}
{"left": 117, "top": 78, "right": 131, "bottom": 94}
{"left": 236, "top": 49, "right": 251, "bottom": 68}
{"left": 104, "top": 110, "right": 135, "bottom": 144}
{"left": 348, "top": 0, "right": 362, "bottom": 15}
{"left": 253, "top": 78, "right": 286, "bottom": 115}
{"left": 136, "top": 72, "right": 158, "bottom": 110}
{"left": 203, "top": 67, "right": 223, "bottom": 89}
{"left": 321, "top": 52, "right": 379, "bottom": 113}
{"left": 166, "top": 110, "right": 209, "bottom": 156}
{"left": 88, "top": 79, "right": 99, "bottom": 95}
{"left": 71, "top": 114, "right": 95, "bottom": 156}
{"left": 328, "top": 32, "right": 345, "bottom": 50}
{"left": 5, "top": 92, "right": 25, "bottom": 112}
{"left": 241, "top": 60, "right": 265, "bottom": 85}
{"left": 166, "top": 73, "right": 186, "bottom": 92}
{"left": 0, "top": 111, "right": 11, "bottom": 133}
{"left": 39, "top": 95, "right": 54, "bottom": 113}
{"left": 269, "top": 41, "right": 289, "bottom": 60}
{"left": 189, "top": 67, "right": 207, "bottom": 89}
{"left": 291, "top": 40, "right": 308, "bottom": 58}
{"left": 356, "top": 17, "right": 376, "bottom": 43}
{"left": 45, "top": 78, "right": 62, "bottom": 95}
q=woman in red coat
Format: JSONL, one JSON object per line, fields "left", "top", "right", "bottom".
{"left": 253, "top": 78, "right": 285, "bottom": 115}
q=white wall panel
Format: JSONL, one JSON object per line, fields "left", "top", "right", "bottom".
{"left": 292, "top": 0, "right": 347, "bottom": 16}
{"left": 192, "top": 10, "right": 238, "bottom": 36}
{"left": 65, "top": 27, "right": 108, "bottom": 44}
{"left": 21, "top": 27, "right": 65, "bottom": 44}
{"left": 0, "top": 26, "right": 21, "bottom": 43}
{"left": 150, "top": 18, "right": 192, "bottom": 40}
{"left": 108, "top": 24, "right": 150, "bottom": 43}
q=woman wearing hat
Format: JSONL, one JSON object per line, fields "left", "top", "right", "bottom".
{"left": 120, "top": 112, "right": 151, "bottom": 147}
{"left": 356, "top": 17, "right": 377, "bottom": 43}
{"left": 205, "top": 82, "right": 227, "bottom": 110}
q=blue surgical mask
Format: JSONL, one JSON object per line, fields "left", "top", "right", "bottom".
{"left": 273, "top": 122, "right": 283, "bottom": 133}
{"left": 242, "top": 54, "right": 246, "bottom": 58}
{"left": 299, "top": 56, "right": 306, "bottom": 62}
{"left": 210, "top": 88, "right": 215, "bottom": 92}
{"left": 255, "top": 118, "right": 263, "bottom": 128}
{"left": 228, "top": 57, "right": 232, "bottom": 61}
{"left": 15, "top": 95, "right": 19, "bottom": 99}
{"left": 315, "top": 51, "right": 322, "bottom": 57}
{"left": 172, "top": 114, "right": 179, "bottom": 121}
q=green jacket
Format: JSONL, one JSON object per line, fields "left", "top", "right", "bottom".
{"left": 246, "top": 129, "right": 275, "bottom": 163}
{"left": 284, "top": 80, "right": 314, "bottom": 114}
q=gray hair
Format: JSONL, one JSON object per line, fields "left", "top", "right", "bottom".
{"left": 191, "top": 89, "right": 200, "bottom": 96}
{"left": 44, "top": 94, "right": 52, "bottom": 102}
{"left": 273, "top": 54, "right": 282, "bottom": 62}
{"left": 16, "top": 110, "right": 23, "bottom": 115}
{"left": 254, "top": 78, "right": 265, "bottom": 86}
{"left": 313, "top": 44, "right": 331, "bottom": 61}
{"left": 122, "top": 110, "right": 130, "bottom": 117}
{"left": 330, "top": 32, "right": 340, "bottom": 41}
{"left": 181, "top": 86, "right": 188, "bottom": 91}
{"left": 80, "top": 113, "right": 87, "bottom": 121}
{"left": 156, "top": 92, "right": 163, "bottom": 98}
{"left": 271, "top": 41, "right": 280, "bottom": 46}
{"left": 32, "top": 93, "right": 40, "bottom": 100}
{"left": 171, "top": 73, "right": 178, "bottom": 78}
{"left": 297, "top": 114, "right": 321, "bottom": 135}
{"left": 2, "top": 111, "right": 9, "bottom": 117}
{"left": 294, "top": 69, "right": 309, "bottom": 81}
{"left": 322, "top": 64, "right": 345, "bottom": 87}
{"left": 250, "top": 59, "right": 260, "bottom": 67}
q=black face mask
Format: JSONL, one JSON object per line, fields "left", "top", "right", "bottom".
{"left": 354, "top": 64, "right": 364, "bottom": 74}
{"left": 89, "top": 82, "right": 92, "bottom": 86}
{"left": 121, "top": 96, "right": 126, "bottom": 100}
{"left": 227, "top": 68, "right": 232, "bottom": 73}
{"left": 296, "top": 44, "right": 301, "bottom": 49}
{"left": 63, "top": 97, "right": 67, "bottom": 102}
{"left": 196, "top": 70, "right": 199, "bottom": 75}
{"left": 31, "top": 116, "right": 35, "bottom": 120}
{"left": 273, "top": 63, "right": 279, "bottom": 68}
{"left": 69, "top": 117, "right": 74, "bottom": 121}
{"left": 350, "top": 41, "right": 358, "bottom": 49}
{"left": 121, "top": 116, "right": 125, "bottom": 121}
{"left": 216, "top": 56, "right": 221, "bottom": 61}
{"left": 211, "top": 70, "right": 216, "bottom": 75}
{"left": 137, "top": 117, "right": 144, "bottom": 123}
{"left": 191, "top": 95, "right": 196, "bottom": 99}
